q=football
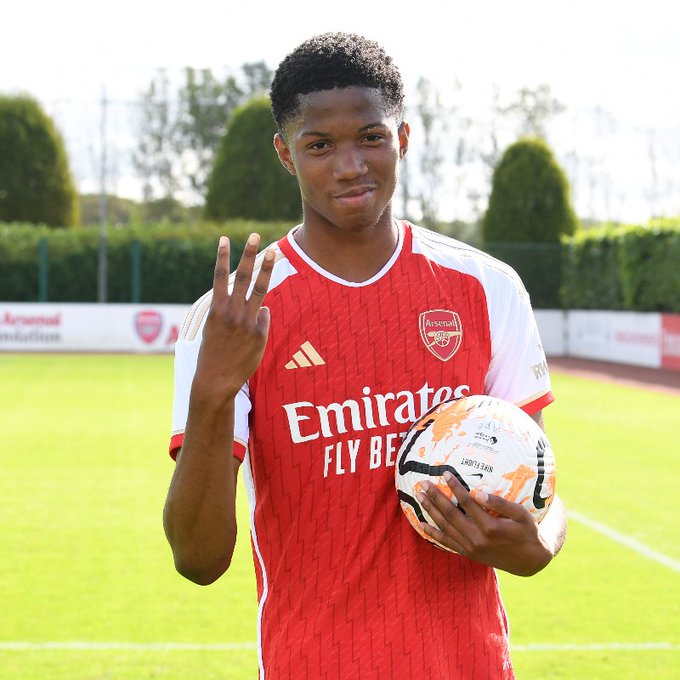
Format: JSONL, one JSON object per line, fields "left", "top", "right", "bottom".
{"left": 395, "top": 394, "right": 556, "bottom": 552}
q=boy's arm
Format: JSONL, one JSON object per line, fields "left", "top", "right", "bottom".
{"left": 163, "top": 234, "right": 274, "bottom": 585}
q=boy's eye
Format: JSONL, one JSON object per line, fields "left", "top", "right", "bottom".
{"left": 363, "top": 133, "right": 385, "bottom": 144}
{"left": 309, "top": 141, "right": 330, "bottom": 151}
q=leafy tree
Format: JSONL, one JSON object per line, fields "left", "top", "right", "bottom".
{"left": 140, "top": 196, "right": 198, "bottom": 224}
{"left": 133, "top": 62, "right": 273, "bottom": 205}
{"left": 79, "top": 193, "right": 139, "bottom": 226}
{"left": 482, "top": 137, "right": 578, "bottom": 244}
{"left": 0, "top": 95, "right": 78, "bottom": 226}
{"left": 479, "top": 84, "right": 505, "bottom": 175}
{"left": 174, "top": 67, "right": 247, "bottom": 197}
{"left": 240, "top": 61, "right": 273, "bottom": 97}
{"left": 447, "top": 79, "right": 474, "bottom": 223}
{"left": 478, "top": 84, "right": 566, "bottom": 199}
{"left": 205, "top": 96, "right": 300, "bottom": 221}
{"left": 132, "top": 70, "right": 177, "bottom": 201}
{"left": 415, "top": 77, "right": 446, "bottom": 227}
{"left": 504, "top": 84, "right": 566, "bottom": 139}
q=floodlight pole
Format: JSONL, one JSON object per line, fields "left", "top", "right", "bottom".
{"left": 98, "top": 86, "right": 108, "bottom": 303}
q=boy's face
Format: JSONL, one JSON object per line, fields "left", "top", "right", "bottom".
{"left": 274, "top": 86, "right": 409, "bottom": 233}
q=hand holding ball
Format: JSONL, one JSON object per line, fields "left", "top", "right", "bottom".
{"left": 395, "top": 395, "right": 556, "bottom": 552}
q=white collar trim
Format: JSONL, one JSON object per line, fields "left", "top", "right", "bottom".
{"left": 286, "top": 221, "right": 405, "bottom": 287}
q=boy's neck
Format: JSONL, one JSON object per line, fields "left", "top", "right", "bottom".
{"left": 293, "top": 212, "right": 400, "bottom": 283}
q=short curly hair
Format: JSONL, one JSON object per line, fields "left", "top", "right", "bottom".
{"left": 270, "top": 32, "right": 404, "bottom": 133}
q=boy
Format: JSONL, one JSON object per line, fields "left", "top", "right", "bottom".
{"left": 164, "top": 32, "right": 566, "bottom": 679}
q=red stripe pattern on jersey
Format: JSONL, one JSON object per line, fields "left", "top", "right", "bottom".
{"left": 244, "top": 223, "right": 519, "bottom": 678}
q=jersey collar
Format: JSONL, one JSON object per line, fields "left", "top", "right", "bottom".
{"left": 279, "top": 220, "right": 411, "bottom": 287}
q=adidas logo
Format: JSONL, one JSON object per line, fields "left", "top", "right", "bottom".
{"left": 285, "top": 341, "right": 326, "bottom": 370}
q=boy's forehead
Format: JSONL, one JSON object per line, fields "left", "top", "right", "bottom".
{"left": 286, "top": 86, "right": 395, "bottom": 133}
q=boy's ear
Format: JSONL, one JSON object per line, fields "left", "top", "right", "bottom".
{"left": 274, "top": 133, "right": 297, "bottom": 176}
{"left": 398, "top": 121, "right": 410, "bottom": 159}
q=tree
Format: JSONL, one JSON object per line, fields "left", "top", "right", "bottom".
{"left": 414, "top": 77, "right": 446, "bottom": 227}
{"left": 79, "top": 193, "right": 138, "bottom": 226}
{"left": 132, "top": 70, "right": 177, "bottom": 202}
{"left": 173, "top": 66, "right": 267, "bottom": 198}
{"left": 240, "top": 61, "right": 274, "bottom": 97}
{"left": 133, "top": 62, "right": 274, "bottom": 206}
{"left": 482, "top": 137, "right": 578, "bottom": 244}
{"left": 477, "top": 84, "right": 566, "bottom": 217}
{"left": 482, "top": 137, "right": 578, "bottom": 308}
{"left": 503, "top": 84, "right": 566, "bottom": 139}
{"left": 205, "top": 96, "right": 300, "bottom": 221}
{"left": 0, "top": 95, "right": 78, "bottom": 226}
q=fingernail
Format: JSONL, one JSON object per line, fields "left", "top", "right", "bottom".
{"left": 219, "top": 236, "right": 228, "bottom": 247}
{"left": 419, "top": 481, "right": 429, "bottom": 493}
{"left": 472, "top": 489, "right": 488, "bottom": 504}
{"left": 443, "top": 471, "right": 453, "bottom": 482}
{"left": 264, "top": 248, "right": 275, "bottom": 261}
{"left": 416, "top": 492, "right": 427, "bottom": 504}
{"left": 247, "top": 233, "right": 259, "bottom": 246}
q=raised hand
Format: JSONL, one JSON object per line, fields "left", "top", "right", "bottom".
{"left": 192, "top": 233, "right": 275, "bottom": 405}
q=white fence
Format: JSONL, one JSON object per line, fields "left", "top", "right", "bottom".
{"left": 536, "top": 310, "right": 680, "bottom": 370}
{"left": 1, "top": 304, "right": 679, "bottom": 371}
{"left": 0, "top": 303, "right": 187, "bottom": 354}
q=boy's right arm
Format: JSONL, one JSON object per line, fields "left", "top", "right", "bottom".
{"left": 162, "top": 234, "right": 274, "bottom": 585}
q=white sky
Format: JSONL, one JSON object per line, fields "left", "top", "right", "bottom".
{"left": 2, "top": 0, "right": 679, "bottom": 221}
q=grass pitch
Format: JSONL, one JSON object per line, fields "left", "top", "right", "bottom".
{"left": 0, "top": 354, "right": 678, "bottom": 679}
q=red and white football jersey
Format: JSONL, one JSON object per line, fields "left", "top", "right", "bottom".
{"left": 170, "top": 221, "right": 554, "bottom": 679}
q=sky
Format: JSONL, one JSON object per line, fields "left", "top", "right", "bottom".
{"left": 2, "top": 0, "right": 679, "bottom": 222}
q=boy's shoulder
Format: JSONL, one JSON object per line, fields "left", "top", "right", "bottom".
{"left": 406, "top": 222, "right": 526, "bottom": 292}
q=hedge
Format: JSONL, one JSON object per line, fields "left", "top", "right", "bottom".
{"left": 2, "top": 218, "right": 679, "bottom": 311}
{"left": 483, "top": 242, "right": 562, "bottom": 309}
{"left": 0, "top": 221, "right": 291, "bottom": 304}
{"left": 561, "top": 219, "right": 680, "bottom": 312}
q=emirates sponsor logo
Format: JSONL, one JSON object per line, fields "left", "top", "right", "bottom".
{"left": 135, "top": 310, "right": 162, "bottom": 344}
{"left": 419, "top": 309, "right": 463, "bottom": 361}
{"left": 283, "top": 382, "right": 470, "bottom": 444}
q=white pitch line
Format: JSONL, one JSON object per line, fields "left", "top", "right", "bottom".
{"left": 513, "top": 643, "right": 677, "bottom": 652}
{"left": 568, "top": 510, "right": 680, "bottom": 573}
{"left": 0, "top": 641, "right": 677, "bottom": 652}
{"left": 0, "top": 642, "right": 257, "bottom": 651}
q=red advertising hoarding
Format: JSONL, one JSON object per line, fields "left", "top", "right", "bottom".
{"left": 661, "top": 314, "right": 680, "bottom": 370}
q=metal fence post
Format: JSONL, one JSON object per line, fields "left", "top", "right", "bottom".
{"left": 131, "top": 239, "right": 141, "bottom": 303}
{"left": 38, "top": 238, "right": 48, "bottom": 302}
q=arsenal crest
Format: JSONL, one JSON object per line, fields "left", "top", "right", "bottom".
{"left": 419, "top": 310, "right": 463, "bottom": 361}
{"left": 135, "top": 310, "right": 162, "bottom": 344}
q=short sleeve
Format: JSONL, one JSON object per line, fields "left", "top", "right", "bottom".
{"left": 484, "top": 271, "right": 554, "bottom": 414}
{"left": 169, "top": 332, "right": 252, "bottom": 462}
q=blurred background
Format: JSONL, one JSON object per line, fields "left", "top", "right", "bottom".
{"left": 1, "top": 4, "right": 679, "bottom": 679}
{"left": 2, "top": 0, "right": 679, "bottom": 228}
{"left": 2, "top": 0, "right": 679, "bottom": 315}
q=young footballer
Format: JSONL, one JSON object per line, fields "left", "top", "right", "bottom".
{"left": 163, "top": 32, "right": 567, "bottom": 679}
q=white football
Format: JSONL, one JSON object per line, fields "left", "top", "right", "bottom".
{"left": 395, "top": 395, "right": 556, "bottom": 552}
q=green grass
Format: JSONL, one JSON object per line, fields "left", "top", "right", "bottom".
{"left": 0, "top": 354, "right": 258, "bottom": 679}
{"left": 0, "top": 354, "right": 678, "bottom": 679}
{"left": 499, "top": 372, "right": 680, "bottom": 679}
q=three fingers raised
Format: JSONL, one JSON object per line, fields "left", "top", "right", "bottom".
{"left": 212, "top": 234, "right": 275, "bottom": 310}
